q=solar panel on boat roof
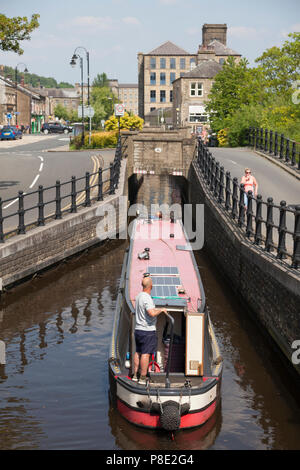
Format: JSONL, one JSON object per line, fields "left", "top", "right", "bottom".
{"left": 152, "top": 285, "right": 178, "bottom": 298}
{"left": 152, "top": 276, "right": 181, "bottom": 286}
{"left": 148, "top": 266, "right": 179, "bottom": 275}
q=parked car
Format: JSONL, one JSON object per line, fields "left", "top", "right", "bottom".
{"left": 41, "top": 122, "right": 73, "bottom": 134}
{"left": 0, "top": 126, "right": 23, "bottom": 140}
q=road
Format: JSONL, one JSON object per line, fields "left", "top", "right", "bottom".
{"left": 0, "top": 134, "right": 116, "bottom": 236}
{"left": 208, "top": 146, "right": 300, "bottom": 255}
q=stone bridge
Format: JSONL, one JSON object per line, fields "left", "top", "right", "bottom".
{"left": 121, "top": 127, "right": 196, "bottom": 178}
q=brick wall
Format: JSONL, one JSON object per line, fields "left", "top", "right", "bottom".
{"left": 0, "top": 161, "right": 128, "bottom": 290}
{"left": 188, "top": 161, "right": 300, "bottom": 375}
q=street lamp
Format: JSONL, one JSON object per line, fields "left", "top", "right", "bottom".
{"left": 70, "top": 46, "right": 90, "bottom": 145}
{"left": 15, "top": 63, "right": 29, "bottom": 127}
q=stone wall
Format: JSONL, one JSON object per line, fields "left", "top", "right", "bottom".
{"left": 188, "top": 161, "right": 300, "bottom": 376}
{"left": 0, "top": 160, "right": 128, "bottom": 290}
{"left": 122, "top": 128, "right": 196, "bottom": 178}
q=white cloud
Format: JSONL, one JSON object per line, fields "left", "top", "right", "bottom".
{"left": 122, "top": 16, "right": 141, "bottom": 26}
{"left": 280, "top": 23, "right": 300, "bottom": 38}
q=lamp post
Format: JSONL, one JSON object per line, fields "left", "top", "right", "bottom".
{"left": 70, "top": 46, "right": 90, "bottom": 145}
{"left": 15, "top": 63, "right": 28, "bottom": 127}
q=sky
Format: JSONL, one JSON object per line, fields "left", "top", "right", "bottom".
{"left": 1, "top": 0, "right": 300, "bottom": 86}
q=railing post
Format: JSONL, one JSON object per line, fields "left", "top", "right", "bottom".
{"left": 232, "top": 177, "right": 239, "bottom": 219}
{"left": 264, "top": 129, "right": 268, "bottom": 153}
{"left": 210, "top": 157, "right": 215, "bottom": 192}
{"left": 279, "top": 134, "right": 284, "bottom": 159}
{"left": 0, "top": 198, "right": 4, "bottom": 243}
{"left": 17, "top": 191, "right": 26, "bottom": 234}
{"left": 38, "top": 185, "right": 45, "bottom": 226}
{"left": 255, "top": 128, "right": 259, "bottom": 150}
{"left": 292, "top": 205, "right": 300, "bottom": 269}
{"left": 85, "top": 172, "right": 91, "bottom": 207}
{"left": 238, "top": 184, "right": 245, "bottom": 227}
{"left": 269, "top": 130, "right": 273, "bottom": 154}
{"left": 55, "top": 180, "right": 62, "bottom": 220}
{"left": 265, "top": 197, "right": 274, "bottom": 252}
{"left": 71, "top": 176, "right": 77, "bottom": 213}
{"left": 214, "top": 161, "right": 220, "bottom": 197}
{"left": 274, "top": 131, "right": 278, "bottom": 156}
{"left": 225, "top": 171, "right": 231, "bottom": 211}
{"left": 97, "top": 168, "right": 103, "bottom": 201}
{"left": 246, "top": 191, "right": 254, "bottom": 238}
{"left": 254, "top": 194, "right": 263, "bottom": 245}
{"left": 291, "top": 142, "right": 296, "bottom": 166}
{"left": 285, "top": 139, "right": 290, "bottom": 163}
{"left": 277, "top": 201, "right": 287, "bottom": 260}
{"left": 218, "top": 166, "right": 225, "bottom": 204}
{"left": 109, "top": 163, "right": 115, "bottom": 194}
{"left": 260, "top": 128, "right": 264, "bottom": 151}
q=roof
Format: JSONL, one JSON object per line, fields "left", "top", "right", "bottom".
{"left": 208, "top": 39, "right": 241, "bottom": 56}
{"left": 39, "top": 88, "right": 79, "bottom": 98}
{"left": 118, "top": 83, "right": 138, "bottom": 88}
{"left": 180, "top": 59, "right": 223, "bottom": 79}
{"left": 148, "top": 41, "right": 191, "bottom": 56}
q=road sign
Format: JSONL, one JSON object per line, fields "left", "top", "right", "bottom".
{"left": 78, "top": 106, "right": 95, "bottom": 118}
{"left": 6, "top": 113, "right": 12, "bottom": 119}
{"left": 115, "top": 104, "right": 125, "bottom": 117}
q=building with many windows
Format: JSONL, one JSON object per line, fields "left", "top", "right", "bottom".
{"left": 138, "top": 23, "right": 241, "bottom": 125}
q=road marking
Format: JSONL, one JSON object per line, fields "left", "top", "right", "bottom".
{"left": 229, "top": 160, "right": 238, "bottom": 165}
{"left": 3, "top": 198, "right": 18, "bottom": 209}
{"left": 29, "top": 174, "right": 40, "bottom": 189}
{"left": 39, "top": 162, "right": 44, "bottom": 172}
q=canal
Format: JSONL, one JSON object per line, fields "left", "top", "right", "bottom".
{"left": 0, "top": 175, "right": 299, "bottom": 450}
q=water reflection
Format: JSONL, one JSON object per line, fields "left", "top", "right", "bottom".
{"left": 0, "top": 174, "right": 299, "bottom": 449}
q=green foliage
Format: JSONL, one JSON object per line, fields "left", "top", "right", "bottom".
{"left": 2, "top": 65, "right": 74, "bottom": 88}
{"left": 0, "top": 13, "right": 40, "bottom": 55}
{"left": 70, "top": 131, "right": 118, "bottom": 150}
{"left": 207, "top": 33, "right": 300, "bottom": 146}
{"left": 90, "top": 86, "right": 117, "bottom": 126}
{"left": 105, "top": 112, "right": 144, "bottom": 131}
{"left": 92, "top": 73, "right": 109, "bottom": 88}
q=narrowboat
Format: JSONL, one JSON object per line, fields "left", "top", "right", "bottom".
{"left": 109, "top": 215, "right": 222, "bottom": 432}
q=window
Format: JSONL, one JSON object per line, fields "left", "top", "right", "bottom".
{"left": 150, "top": 57, "right": 156, "bottom": 69}
{"left": 160, "top": 90, "right": 166, "bottom": 102}
{"left": 150, "top": 107, "right": 156, "bottom": 112}
{"left": 150, "top": 90, "right": 156, "bottom": 103}
{"left": 170, "top": 58, "right": 176, "bottom": 69}
{"left": 170, "top": 90, "right": 173, "bottom": 102}
{"left": 160, "top": 58, "right": 166, "bottom": 69}
{"left": 190, "top": 58, "right": 196, "bottom": 69}
{"left": 190, "top": 82, "right": 203, "bottom": 97}
{"left": 150, "top": 72, "right": 156, "bottom": 85}
{"left": 160, "top": 73, "right": 166, "bottom": 85}
{"left": 170, "top": 72, "right": 176, "bottom": 84}
{"left": 189, "top": 105, "right": 207, "bottom": 122}
{"left": 180, "top": 58, "right": 186, "bottom": 69}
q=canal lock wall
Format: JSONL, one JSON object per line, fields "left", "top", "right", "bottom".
{"left": 0, "top": 160, "right": 128, "bottom": 292}
{"left": 188, "top": 161, "right": 300, "bottom": 376}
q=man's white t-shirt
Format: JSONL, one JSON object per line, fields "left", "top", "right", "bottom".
{"left": 135, "top": 291, "right": 156, "bottom": 331}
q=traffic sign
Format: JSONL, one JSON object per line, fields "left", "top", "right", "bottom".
{"left": 115, "top": 104, "right": 125, "bottom": 116}
{"left": 78, "top": 106, "right": 95, "bottom": 118}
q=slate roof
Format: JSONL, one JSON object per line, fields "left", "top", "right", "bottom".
{"left": 208, "top": 39, "right": 241, "bottom": 56}
{"left": 148, "top": 41, "right": 191, "bottom": 56}
{"left": 180, "top": 59, "right": 223, "bottom": 79}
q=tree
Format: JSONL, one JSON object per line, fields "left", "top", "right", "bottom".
{"left": 255, "top": 32, "right": 300, "bottom": 97}
{"left": 0, "top": 14, "right": 40, "bottom": 55}
{"left": 92, "top": 73, "right": 109, "bottom": 88}
{"left": 206, "top": 57, "right": 266, "bottom": 131}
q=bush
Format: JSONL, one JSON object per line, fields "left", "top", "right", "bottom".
{"left": 217, "top": 128, "right": 229, "bottom": 147}
{"left": 70, "top": 130, "right": 118, "bottom": 149}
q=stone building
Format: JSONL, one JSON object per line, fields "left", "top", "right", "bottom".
{"left": 138, "top": 23, "right": 241, "bottom": 123}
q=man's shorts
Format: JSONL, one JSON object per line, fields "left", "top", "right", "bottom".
{"left": 135, "top": 330, "right": 157, "bottom": 355}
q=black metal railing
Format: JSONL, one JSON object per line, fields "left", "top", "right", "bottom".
{"left": 195, "top": 138, "right": 300, "bottom": 269}
{"left": 248, "top": 127, "right": 300, "bottom": 171}
{"left": 0, "top": 138, "right": 123, "bottom": 243}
